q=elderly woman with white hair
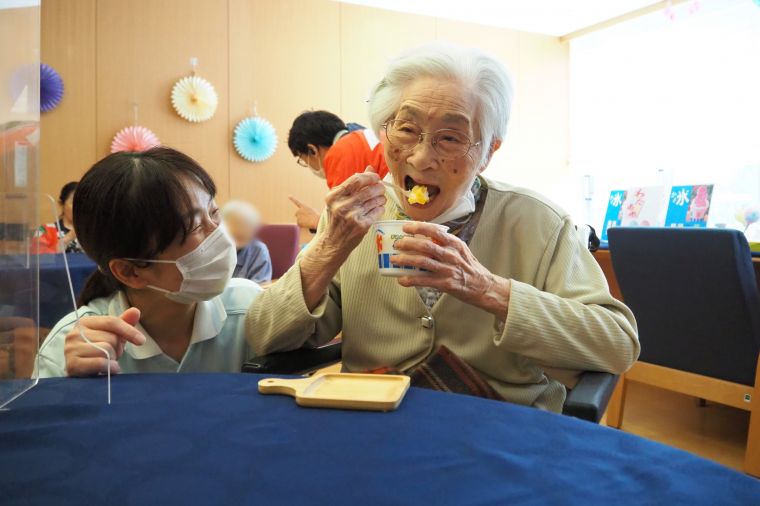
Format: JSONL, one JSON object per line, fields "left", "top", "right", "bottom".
{"left": 222, "top": 200, "right": 272, "bottom": 284}
{"left": 247, "top": 43, "right": 639, "bottom": 412}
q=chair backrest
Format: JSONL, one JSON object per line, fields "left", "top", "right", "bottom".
{"left": 257, "top": 224, "right": 300, "bottom": 279}
{"left": 608, "top": 227, "right": 760, "bottom": 385}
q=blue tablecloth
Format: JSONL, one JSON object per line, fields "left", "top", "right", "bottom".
{"left": 1, "top": 373, "right": 758, "bottom": 505}
{"left": 0, "top": 253, "right": 96, "bottom": 328}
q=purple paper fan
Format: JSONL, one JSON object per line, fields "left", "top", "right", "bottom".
{"left": 40, "top": 63, "right": 64, "bottom": 112}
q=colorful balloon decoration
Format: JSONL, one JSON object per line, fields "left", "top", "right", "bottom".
{"left": 233, "top": 116, "right": 277, "bottom": 162}
{"left": 171, "top": 75, "right": 218, "bottom": 123}
{"left": 735, "top": 203, "right": 760, "bottom": 232}
{"left": 110, "top": 126, "right": 161, "bottom": 153}
{"left": 40, "top": 63, "right": 64, "bottom": 112}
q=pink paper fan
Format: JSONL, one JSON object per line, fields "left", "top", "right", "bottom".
{"left": 110, "top": 126, "right": 160, "bottom": 153}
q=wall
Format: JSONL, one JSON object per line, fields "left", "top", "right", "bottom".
{"left": 1, "top": 4, "right": 40, "bottom": 251}
{"left": 40, "top": 0, "right": 568, "bottom": 228}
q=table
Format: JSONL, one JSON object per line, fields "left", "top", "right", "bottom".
{"left": 2, "top": 373, "right": 758, "bottom": 505}
{"left": 0, "top": 253, "right": 97, "bottom": 328}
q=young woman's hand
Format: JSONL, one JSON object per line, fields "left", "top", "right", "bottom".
{"left": 64, "top": 308, "right": 146, "bottom": 376}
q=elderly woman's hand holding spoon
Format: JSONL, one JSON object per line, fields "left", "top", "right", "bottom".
{"left": 299, "top": 166, "right": 386, "bottom": 311}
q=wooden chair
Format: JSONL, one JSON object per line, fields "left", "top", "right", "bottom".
{"left": 606, "top": 227, "right": 760, "bottom": 477}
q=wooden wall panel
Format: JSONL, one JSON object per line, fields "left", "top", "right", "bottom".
{"left": 95, "top": 0, "right": 230, "bottom": 202}
{"left": 40, "top": 0, "right": 96, "bottom": 203}
{"left": 508, "top": 33, "right": 569, "bottom": 190}
{"left": 228, "top": 0, "right": 340, "bottom": 227}
{"left": 39, "top": 0, "right": 570, "bottom": 232}
{"left": 436, "top": 19, "right": 568, "bottom": 190}
{"left": 1, "top": 5, "right": 40, "bottom": 233}
{"left": 338, "top": 4, "right": 436, "bottom": 128}
{"left": 0, "top": 6, "right": 39, "bottom": 126}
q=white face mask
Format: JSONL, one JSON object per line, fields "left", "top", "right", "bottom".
{"left": 382, "top": 173, "right": 476, "bottom": 224}
{"left": 310, "top": 166, "right": 326, "bottom": 179}
{"left": 127, "top": 224, "right": 237, "bottom": 304}
{"left": 309, "top": 155, "right": 326, "bottom": 180}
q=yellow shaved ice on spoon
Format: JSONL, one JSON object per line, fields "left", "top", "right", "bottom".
{"left": 407, "top": 185, "right": 429, "bottom": 205}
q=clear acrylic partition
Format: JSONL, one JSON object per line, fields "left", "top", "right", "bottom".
{"left": 0, "top": 0, "right": 41, "bottom": 408}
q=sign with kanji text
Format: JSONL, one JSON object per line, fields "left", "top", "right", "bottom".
{"left": 664, "top": 185, "right": 714, "bottom": 228}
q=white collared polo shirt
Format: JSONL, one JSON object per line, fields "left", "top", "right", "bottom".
{"left": 37, "top": 278, "right": 262, "bottom": 377}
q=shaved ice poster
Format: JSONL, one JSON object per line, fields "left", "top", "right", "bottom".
{"left": 600, "top": 184, "right": 713, "bottom": 241}
{"left": 601, "top": 190, "right": 625, "bottom": 242}
{"left": 601, "top": 186, "right": 667, "bottom": 241}
{"left": 664, "top": 185, "right": 714, "bottom": 228}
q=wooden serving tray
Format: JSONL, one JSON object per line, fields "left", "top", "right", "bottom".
{"left": 258, "top": 373, "right": 410, "bottom": 411}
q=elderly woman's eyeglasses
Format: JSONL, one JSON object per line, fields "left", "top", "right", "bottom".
{"left": 383, "top": 120, "right": 479, "bottom": 160}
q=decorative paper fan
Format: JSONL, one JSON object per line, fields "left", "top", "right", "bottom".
{"left": 233, "top": 117, "right": 277, "bottom": 162}
{"left": 40, "top": 63, "right": 64, "bottom": 112}
{"left": 171, "top": 75, "right": 218, "bottom": 122}
{"left": 110, "top": 126, "right": 160, "bottom": 153}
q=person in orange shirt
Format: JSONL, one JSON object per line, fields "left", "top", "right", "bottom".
{"left": 287, "top": 110, "right": 389, "bottom": 231}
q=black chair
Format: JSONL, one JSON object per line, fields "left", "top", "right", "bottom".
{"left": 243, "top": 341, "right": 343, "bottom": 376}
{"left": 243, "top": 223, "right": 618, "bottom": 423}
{"left": 606, "top": 227, "right": 760, "bottom": 477}
{"left": 243, "top": 341, "right": 617, "bottom": 423}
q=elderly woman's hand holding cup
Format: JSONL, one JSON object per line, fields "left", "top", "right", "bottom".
{"left": 299, "top": 166, "right": 386, "bottom": 311}
{"left": 382, "top": 221, "right": 511, "bottom": 318}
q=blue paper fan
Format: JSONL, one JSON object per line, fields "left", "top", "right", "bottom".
{"left": 40, "top": 63, "right": 64, "bottom": 112}
{"left": 233, "top": 116, "right": 277, "bottom": 162}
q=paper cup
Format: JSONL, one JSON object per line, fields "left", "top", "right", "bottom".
{"left": 373, "top": 220, "right": 448, "bottom": 277}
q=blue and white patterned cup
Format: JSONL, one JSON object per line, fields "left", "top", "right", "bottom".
{"left": 373, "top": 220, "right": 448, "bottom": 277}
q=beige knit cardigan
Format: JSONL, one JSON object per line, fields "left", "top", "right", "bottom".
{"left": 246, "top": 178, "right": 639, "bottom": 412}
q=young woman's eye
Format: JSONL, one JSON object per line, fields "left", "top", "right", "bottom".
{"left": 210, "top": 208, "right": 221, "bottom": 223}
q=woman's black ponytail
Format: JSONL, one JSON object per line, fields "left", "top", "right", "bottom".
{"left": 77, "top": 269, "right": 120, "bottom": 307}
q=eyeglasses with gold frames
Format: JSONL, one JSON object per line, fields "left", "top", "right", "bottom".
{"left": 383, "top": 119, "right": 479, "bottom": 159}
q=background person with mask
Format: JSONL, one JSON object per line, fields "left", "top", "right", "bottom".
{"left": 37, "top": 147, "right": 262, "bottom": 377}
{"left": 35, "top": 181, "right": 84, "bottom": 253}
{"left": 286, "top": 110, "right": 389, "bottom": 231}
{"left": 55, "top": 181, "right": 83, "bottom": 253}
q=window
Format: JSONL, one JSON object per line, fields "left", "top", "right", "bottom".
{"left": 567, "top": 0, "right": 760, "bottom": 232}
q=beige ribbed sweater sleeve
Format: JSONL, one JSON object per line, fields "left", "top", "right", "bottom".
{"left": 500, "top": 216, "right": 640, "bottom": 374}
{"left": 246, "top": 254, "right": 343, "bottom": 356}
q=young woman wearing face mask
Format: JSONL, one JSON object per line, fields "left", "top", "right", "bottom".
{"left": 37, "top": 147, "right": 262, "bottom": 377}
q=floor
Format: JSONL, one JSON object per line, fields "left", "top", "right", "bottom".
{"left": 603, "top": 382, "right": 750, "bottom": 473}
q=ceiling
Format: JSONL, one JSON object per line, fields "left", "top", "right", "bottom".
{"left": 335, "top": 0, "right": 665, "bottom": 37}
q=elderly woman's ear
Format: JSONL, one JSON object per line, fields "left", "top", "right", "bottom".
{"left": 479, "top": 139, "right": 502, "bottom": 172}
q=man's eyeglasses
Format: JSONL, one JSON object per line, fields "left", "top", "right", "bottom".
{"left": 383, "top": 119, "right": 479, "bottom": 160}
